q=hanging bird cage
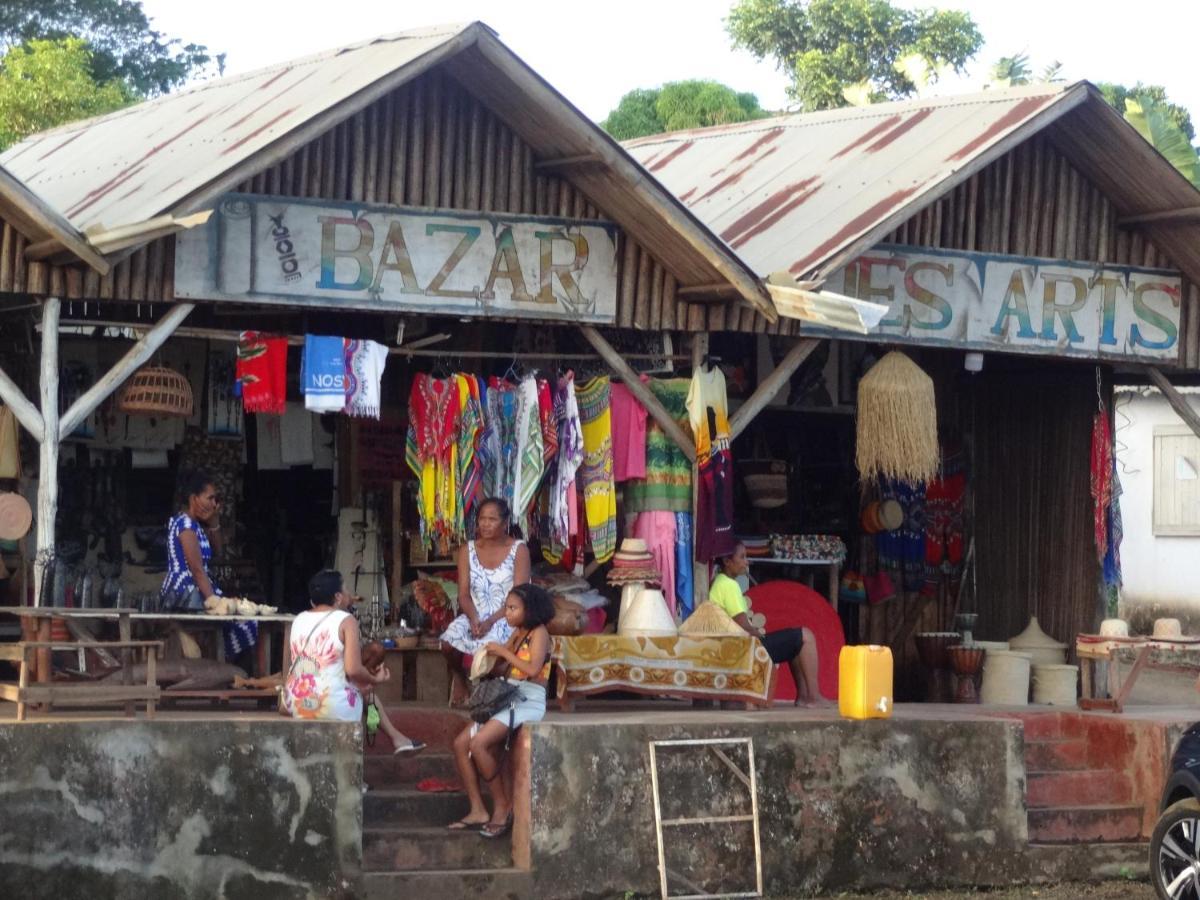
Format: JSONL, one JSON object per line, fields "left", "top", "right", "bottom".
{"left": 118, "top": 366, "right": 193, "bottom": 417}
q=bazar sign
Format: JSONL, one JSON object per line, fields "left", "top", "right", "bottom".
{"left": 174, "top": 194, "right": 620, "bottom": 323}
{"left": 821, "top": 245, "right": 1182, "bottom": 362}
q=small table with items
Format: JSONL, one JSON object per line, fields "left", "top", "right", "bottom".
{"left": 551, "top": 633, "right": 778, "bottom": 710}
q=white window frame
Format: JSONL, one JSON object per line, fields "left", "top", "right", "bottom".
{"left": 1153, "top": 424, "right": 1200, "bottom": 536}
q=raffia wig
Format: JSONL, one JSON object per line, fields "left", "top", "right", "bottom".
{"left": 855, "top": 351, "right": 938, "bottom": 485}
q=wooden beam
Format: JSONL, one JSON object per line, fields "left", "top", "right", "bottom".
{"left": 58, "top": 303, "right": 194, "bottom": 440}
{"left": 1117, "top": 206, "right": 1200, "bottom": 227}
{"left": 678, "top": 283, "right": 739, "bottom": 298}
{"left": 0, "top": 363, "right": 44, "bottom": 443}
{"left": 533, "top": 154, "right": 603, "bottom": 171}
{"left": 35, "top": 298, "right": 59, "bottom": 606}
{"left": 729, "top": 339, "right": 821, "bottom": 439}
{"left": 1147, "top": 367, "right": 1200, "bottom": 440}
{"left": 578, "top": 326, "right": 695, "bottom": 464}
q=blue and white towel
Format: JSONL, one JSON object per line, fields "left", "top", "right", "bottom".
{"left": 301, "top": 335, "right": 346, "bottom": 413}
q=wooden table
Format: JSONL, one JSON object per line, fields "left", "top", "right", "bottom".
{"left": 747, "top": 557, "right": 841, "bottom": 609}
{"left": 1077, "top": 638, "right": 1200, "bottom": 712}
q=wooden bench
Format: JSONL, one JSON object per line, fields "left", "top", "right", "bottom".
{"left": 0, "top": 640, "right": 163, "bottom": 721}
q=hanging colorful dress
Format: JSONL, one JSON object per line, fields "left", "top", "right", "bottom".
{"left": 687, "top": 366, "right": 736, "bottom": 563}
{"left": 483, "top": 378, "right": 519, "bottom": 510}
{"left": 405, "top": 374, "right": 460, "bottom": 549}
{"left": 455, "top": 374, "right": 484, "bottom": 538}
{"left": 512, "top": 375, "right": 545, "bottom": 538}
{"left": 576, "top": 375, "right": 617, "bottom": 563}
{"left": 626, "top": 378, "right": 693, "bottom": 514}
{"left": 546, "top": 372, "right": 584, "bottom": 562}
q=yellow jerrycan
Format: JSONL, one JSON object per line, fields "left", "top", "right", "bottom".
{"left": 838, "top": 644, "right": 893, "bottom": 719}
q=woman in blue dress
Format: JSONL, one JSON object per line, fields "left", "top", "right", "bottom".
{"left": 161, "top": 469, "right": 256, "bottom": 656}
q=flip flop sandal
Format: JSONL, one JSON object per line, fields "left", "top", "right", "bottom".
{"left": 447, "top": 818, "right": 486, "bottom": 831}
{"left": 393, "top": 740, "right": 427, "bottom": 755}
{"left": 480, "top": 813, "right": 513, "bottom": 839}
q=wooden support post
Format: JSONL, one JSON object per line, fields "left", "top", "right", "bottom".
{"left": 578, "top": 326, "right": 695, "bottom": 463}
{"left": 0, "top": 365, "right": 44, "bottom": 443}
{"left": 58, "top": 303, "right": 195, "bottom": 439}
{"left": 691, "top": 333, "right": 709, "bottom": 607}
{"left": 729, "top": 338, "right": 821, "bottom": 439}
{"left": 35, "top": 298, "right": 59, "bottom": 607}
{"left": 1147, "top": 367, "right": 1200, "bottom": 440}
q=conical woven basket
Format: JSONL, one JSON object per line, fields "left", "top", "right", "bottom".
{"left": 118, "top": 366, "right": 193, "bottom": 417}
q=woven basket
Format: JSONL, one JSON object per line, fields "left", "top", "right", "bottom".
{"left": 744, "top": 473, "right": 787, "bottom": 509}
{"left": 118, "top": 366, "right": 193, "bottom": 417}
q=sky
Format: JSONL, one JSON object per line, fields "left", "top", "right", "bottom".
{"left": 140, "top": 0, "right": 1199, "bottom": 128}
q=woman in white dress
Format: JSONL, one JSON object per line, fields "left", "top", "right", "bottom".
{"left": 440, "top": 497, "right": 531, "bottom": 704}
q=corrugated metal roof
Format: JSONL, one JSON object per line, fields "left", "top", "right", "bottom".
{"left": 0, "top": 23, "right": 477, "bottom": 234}
{"left": 623, "top": 83, "right": 1200, "bottom": 290}
{"left": 0, "top": 20, "right": 777, "bottom": 319}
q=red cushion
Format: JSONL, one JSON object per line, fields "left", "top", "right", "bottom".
{"left": 745, "top": 580, "right": 844, "bottom": 702}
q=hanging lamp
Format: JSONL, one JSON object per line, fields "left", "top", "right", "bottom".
{"left": 117, "top": 366, "right": 193, "bottom": 417}
{"left": 855, "top": 350, "right": 938, "bottom": 485}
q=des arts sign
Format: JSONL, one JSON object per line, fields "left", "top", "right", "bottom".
{"left": 175, "top": 194, "right": 620, "bottom": 323}
{"left": 822, "top": 245, "right": 1182, "bottom": 362}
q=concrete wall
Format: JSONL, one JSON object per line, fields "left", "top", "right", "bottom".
{"left": 528, "top": 711, "right": 1028, "bottom": 898}
{"left": 1115, "top": 389, "right": 1200, "bottom": 617}
{"left": 0, "top": 718, "right": 361, "bottom": 899}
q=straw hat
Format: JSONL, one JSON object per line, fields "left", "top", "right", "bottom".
{"left": 0, "top": 492, "right": 32, "bottom": 541}
{"left": 615, "top": 538, "right": 648, "bottom": 555}
{"left": 679, "top": 602, "right": 744, "bottom": 637}
{"left": 613, "top": 537, "right": 655, "bottom": 568}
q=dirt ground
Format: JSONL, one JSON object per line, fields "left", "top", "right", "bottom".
{"left": 807, "top": 882, "right": 1153, "bottom": 899}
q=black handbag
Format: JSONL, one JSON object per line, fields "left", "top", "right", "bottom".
{"left": 465, "top": 677, "right": 520, "bottom": 724}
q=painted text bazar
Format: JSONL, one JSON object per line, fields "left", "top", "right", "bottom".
{"left": 176, "top": 194, "right": 621, "bottom": 322}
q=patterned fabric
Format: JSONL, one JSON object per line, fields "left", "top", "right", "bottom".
{"left": 552, "top": 634, "right": 775, "bottom": 707}
{"left": 576, "top": 376, "right": 617, "bottom": 563}
{"left": 769, "top": 534, "right": 848, "bottom": 563}
{"left": 456, "top": 375, "right": 484, "bottom": 536}
{"left": 1104, "top": 455, "right": 1123, "bottom": 590}
{"left": 284, "top": 609, "right": 362, "bottom": 722}
{"left": 538, "top": 378, "right": 557, "bottom": 463}
{"left": 236, "top": 331, "right": 287, "bottom": 415}
{"left": 1091, "top": 408, "right": 1113, "bottom": 559}
{"left": 344, "top": 339, "right": 388, "bottom": 419}
{"left": 547, "top": 373, "right": 585, "bottom": 553}
{"left": 161, "top": 512, "right": 217, "bottom": 601}
{"left": 483, "top": 378, "right": 519, "bottom": 510}
{"left": 626, "top": 378, "right": 693, "bottom": 513}
{"left": 406, "top": 374, "right": 461, "bottom": 549}
{"left": 439, "top": 540, "right": 520, "bottom": 654}
{"left": 513, "top": 376, "right": 544, "bottom": 536}
{"left": 877, "top": 479, "right": 926, "bottom": 593}
{"left": 689, "top": 367, "right": 736, "bottom": 562}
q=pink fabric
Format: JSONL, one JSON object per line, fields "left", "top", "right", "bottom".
{"left": 633, "top": 510, "right": 677, "bottom": 615}
{"left": 609, "top": 382, "right": 647, "bottom": 482}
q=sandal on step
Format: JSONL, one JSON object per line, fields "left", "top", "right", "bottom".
{"left": 480, "top": 813, "right": 512, "bottom": 839}
{"left": 393, "top": 740, "right": 427, "bottom": 755}
{"left": 447, "top": 818, "right": 486, "bottom": 831}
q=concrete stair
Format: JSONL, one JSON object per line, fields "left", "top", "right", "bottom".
{"left": 1023, "top": 718, "right": 1144, "bottom": 845}
{"left": 362, "top": 706, "right": 519, "bottom": 893}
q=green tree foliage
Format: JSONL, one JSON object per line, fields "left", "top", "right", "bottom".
{"left": 0, "top": 38, "right": 133, "bottom": 149}
{"left": 726, "top": 0, "right": 983, "bottom": 110}
{"left": 0, "top": 0, "right": 221, "bottom": 97}
{"left": 602, "top": 80, "right": 770, "bottom": 140}
{"left": 1123, "top": 97, "right": 1199, "bottom": 188}
{"left": 1098, "top": 82, "right": 1194, "bottom": 141}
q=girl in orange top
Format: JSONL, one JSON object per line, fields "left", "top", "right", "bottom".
{"left": 449, "top": 583, "right": 555, "bottom": 838}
